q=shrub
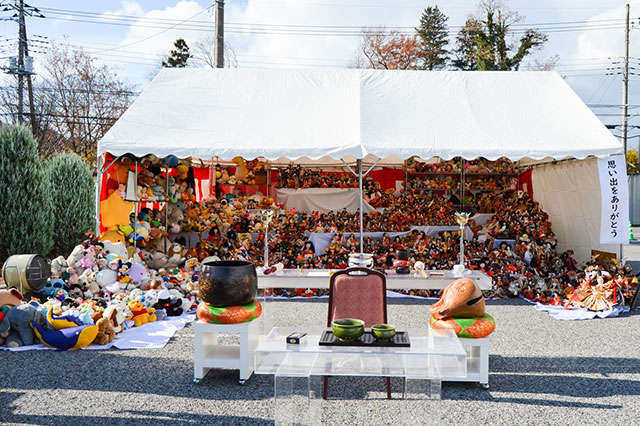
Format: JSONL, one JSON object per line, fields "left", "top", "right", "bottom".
{"left": 45, "top": 153, "right": 96, "bottom": 257}
{"left": 0, "top": 125, "right": 53, "bottom": 260}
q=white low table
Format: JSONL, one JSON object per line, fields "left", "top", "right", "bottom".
{"left": 258, "top": 269, "right": 492, "bottom": 291}
{"left": 443, "top": 337, "right": 490, "bottom": 389}
{"left": 193, "top": 320, "right": 260, "bottom": 385}
{"left": 254, "top": 327, "right": 467, "bottom": 425}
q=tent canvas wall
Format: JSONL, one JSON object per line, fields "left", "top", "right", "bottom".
{"left": 97, "top": 68, "right": 623, "bottom": 261}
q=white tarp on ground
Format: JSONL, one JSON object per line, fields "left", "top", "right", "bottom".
{"left": 98, "top": 68, "right": 621, "bottom": 162}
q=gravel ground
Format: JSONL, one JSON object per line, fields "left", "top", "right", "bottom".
{"left": 1, "top": 297, "right": 639, "bottom": 426}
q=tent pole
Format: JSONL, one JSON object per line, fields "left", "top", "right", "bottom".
{"left": 134, "top": 160, "right": 138, "bottom": 251}
{"left": 95, "top": 155, "right": 103, "bottom": 237}
{"left": 165, "top": 168, "right": 169, "bottom": 252}
{"left": 358, "top": 159, "right": 363, "bottom": 254}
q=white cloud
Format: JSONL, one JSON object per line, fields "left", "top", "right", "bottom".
{"left": 117, "top": 1, "right": 212, "bottom": 57}
{"left": 225, "top": 0, "right": 423, "bottom": 68}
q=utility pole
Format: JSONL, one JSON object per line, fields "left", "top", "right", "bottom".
{"left": 214, "top": 0, "right": 224, "bottom": 68}
{"left": 18, "top": 0, "right": 37, "bottom": 134}
{"left": 622, "top": 3, "right": 630, "bottom": 159}
{"left": 3, "top": 1, "right": 43, "bottom": 130}
{"left": 16, "top": 0, "right": 25, "bottom": 123}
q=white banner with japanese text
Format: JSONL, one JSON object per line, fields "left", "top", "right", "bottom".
{"left": 598, "top": 155, "right": 629, "bottom": 244}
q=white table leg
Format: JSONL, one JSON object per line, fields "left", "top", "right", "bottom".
{"left": 402, "top": 377, "right": 442, "bottom": 426}
{"left": 479, "top": 338, "right": 489, "bottom": 388}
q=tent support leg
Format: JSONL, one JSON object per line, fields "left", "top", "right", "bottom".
{"left": 95, "top": 155, "right": 103, "bottom": 237}
{"left": 358, "top": 159, "right": 363, "bottom": 254}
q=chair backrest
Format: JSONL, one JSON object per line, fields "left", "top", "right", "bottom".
{"left": 327, "top": 267, "right": 387, "bottom": 327}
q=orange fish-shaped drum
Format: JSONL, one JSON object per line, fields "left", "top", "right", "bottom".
{"left": 430, "top": 278, "right": 485, "bottom": 319}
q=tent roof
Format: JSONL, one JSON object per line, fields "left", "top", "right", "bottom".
{"left": 98, "top": 68, "right": 622, "bottom": 163}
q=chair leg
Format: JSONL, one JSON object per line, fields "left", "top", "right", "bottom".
{"left": 386, "top": 377, "right": 392, "bottom": 399}
{"left": 323, "top": 376, "right": 328, "bottom": 400}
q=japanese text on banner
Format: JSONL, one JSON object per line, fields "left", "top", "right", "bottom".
{"left": 598, "top": 155, "right": 629, "bottom": 244}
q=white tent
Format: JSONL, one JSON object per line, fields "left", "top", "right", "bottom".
{"left": 97, "top": 68, "right": 623, "bottom": 262}
{"left": 98, "top": 68, "right": 620, "bottom": 162}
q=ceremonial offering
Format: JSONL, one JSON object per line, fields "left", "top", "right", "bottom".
{"left": 371, "top": 324, "right": 396, "bottom": 341}
{"left": 319, "top": 329, "right": 410, "bottom": 347}
{"left": 331, "top": 318, "right": 365, "bottom": 341}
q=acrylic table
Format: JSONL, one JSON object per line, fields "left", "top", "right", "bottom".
{"left": 254, "top": 327, "right": 467, "bottom": 426}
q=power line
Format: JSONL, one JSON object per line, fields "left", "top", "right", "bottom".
{"left": 0, "top": 111, "right": 118, "bottom": 120}
{"left": 0, "top": 85, "right": 140, "bottom": 96}
{"left": 36, "top": 6, "right": 630, "bottom": 30}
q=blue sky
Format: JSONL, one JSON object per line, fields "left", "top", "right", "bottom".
{"left": 3, "top": 0, "right": 640, "bottom": 144}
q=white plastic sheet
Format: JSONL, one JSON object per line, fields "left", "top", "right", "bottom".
{"left": 276, "top": 188, "right": 374, "bottom": 213}
{"left": 98, "top": 68, "right": 621, "bottom": 162}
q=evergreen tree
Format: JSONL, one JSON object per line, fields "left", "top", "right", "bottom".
{"left": 453, "top": 1, "right": 547, "bottom": 71}
{"left": 46, "top": 153, "right": 95, "bottom": 257}
{"left": 416, "top": 6, "right": 450, "bottom": 70}
{"left": 0, "top": 126, "right": 53, "bottom": 260}
{"left": 162, "top": 38, "right": 191, "bottom": 68}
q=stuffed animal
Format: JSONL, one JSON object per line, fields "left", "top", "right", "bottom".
{"left": 102, "top": 304, "right": 127, "bottom": 334}
{"left": 31, "top": 321, "right": 99, "bottom": 350}
{"left": 126, "top": 300, "right": 156, "bottom": 327}
{"left": 0, "top": 304, "right": 47, "bottom": 347}
{"left": 93, "top": 317, "right": 116, "bottom": 345}
{"left": 66, "top": 245, "right": 86, "bottom": 285}
{"left": 166, "top": 243, "right": 185, "bottom": 269}
{"left": 102, "top": 241, "right": 128, "bottom": 260}
{"left": 0, "top": 288, "right": 25, "bottom": 346}
{"left": 50, "top": 256, "right": 69, "bottom": 279}
{"left": 153, "top": 289, "right": 184, "bottom": 316}
{"left": 41, "top": 279, "right": 69, "bottom": 297}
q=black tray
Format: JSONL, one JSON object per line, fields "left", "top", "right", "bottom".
{"left": 319, "top": 330, "right": 410, "bottom": 347}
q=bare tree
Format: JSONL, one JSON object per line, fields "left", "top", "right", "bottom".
{"left": 525, "top": 54, "right": 560, "bottom": 71}
{"left": 0, "top": 43, "right": 134, "bottom": 163}
{"left": 191, "top": 37, "right": 238, "bottom": 68}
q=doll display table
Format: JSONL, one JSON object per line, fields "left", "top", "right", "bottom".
{"left": 193, "top": 319, "right": 260, "bottom": 385}
{"left": 258, "top": 269, "right": 492, "bottom": 291}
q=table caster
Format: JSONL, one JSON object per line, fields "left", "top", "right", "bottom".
{"left": 239, "top": 380, "right": 246, "bottom": 385}
{"left": 193, "top": 378, "right": 201, "bottom": 385}
{"left": 481, "top": 383, "right": 489, "bottom": 390}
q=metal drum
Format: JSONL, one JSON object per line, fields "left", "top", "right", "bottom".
{"left": 198, "top": 260, "right": 257, "bottom": 307}
{"left": 2, "top": 254, "right": 51, "bottom": 293}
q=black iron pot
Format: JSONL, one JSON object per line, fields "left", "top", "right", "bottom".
{"left": 198, "top": 260, "right": 257, "bottom": 307}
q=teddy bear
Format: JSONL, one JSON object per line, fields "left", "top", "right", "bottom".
{"left": 77, "top": 270, "right": 100, "bottom": 298}
{"left": 50, "top": 256, "right": 69, "bottom": 279}
{"left": 93, "top": 316, "right": 116, "bottom": 346}
{"left": 66, "top": 244, "right": 86, "bottom": 285}
{"left": 166, "top": 243, "right": 186, "bottom": 269}
{"left": 0, "top": 303, "right": 48, "bottom": 347}
{"left": 102, "top": 303, "right": 128, "bottom": 334}
{"left": 126, "top": 299, "right": 156, "bottom": 327}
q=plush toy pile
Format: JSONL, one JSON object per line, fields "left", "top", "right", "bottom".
{"left": 0, "top": 236, "right": 196, "bottom": 350}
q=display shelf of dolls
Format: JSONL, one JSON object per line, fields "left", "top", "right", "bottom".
{"left": 193, "top": 320, "right": 261, "bottom": 385}
{"left": 441, "top": 337, "right": 489, "bottom": 389}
